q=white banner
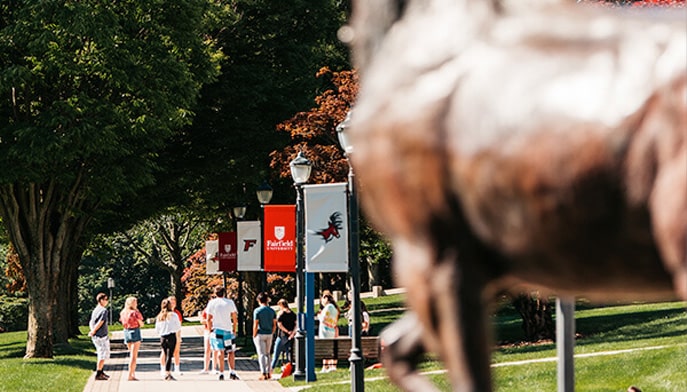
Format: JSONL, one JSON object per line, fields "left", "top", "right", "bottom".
{"left": 237, "top": 221, "right": 262, "bottom": 271}
{"left": 304, "top": 183, "right": 349, "bottom": 272}
{"left": 205, "top": 240, "right": 221, "bottom": 275}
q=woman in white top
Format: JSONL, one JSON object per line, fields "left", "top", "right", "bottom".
{"left": 155, "top": 298, "right": 182, "bottom": 381}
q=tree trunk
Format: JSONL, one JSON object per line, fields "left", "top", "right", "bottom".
{"left": 24, "top": 272, "right": 57, "bottom": 358}
{"left": 170, "top": 267, "right": 185, "bottom": 317}
{"left": 54, "top": 245, "right": 84, "bottom": 343}
{"left": 511, "top": 292, "right": 554, "bottom": 342}
{"left": 0, "top": 182, "right": 90, "bottom": 358}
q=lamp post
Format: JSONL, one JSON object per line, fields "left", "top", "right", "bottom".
{"left": 232, "top": 205, "right": 247, "bottom": 337}
{"left": 256, "top": 182, "right": 273, "bottom": 293}
{"left": 290, "top": 151, "right": 312, "bottom": 381}
{"left": 107, "top": 278, "right": 115, "bottom": 327}
{"left": 337, "top": 111, "right": 364, "bottom": 392}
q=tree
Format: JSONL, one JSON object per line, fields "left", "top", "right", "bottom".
{"left": 78, "top": 233, "right": 171, "bottom": 325}
{"left": 123, "top": 211, "right": 215, "bottom": 312}
{"left": 0, "top": 1, "right": 222, "bottom": 358}
{"left": 510, "top": 292, "right": 554, "bottom": 342}
{"left": 176, "top": 0, "right": 350, "bottom": 213}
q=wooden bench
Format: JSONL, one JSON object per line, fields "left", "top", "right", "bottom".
{"left": 314, "top": 336, "right": 380, "bottom": 362}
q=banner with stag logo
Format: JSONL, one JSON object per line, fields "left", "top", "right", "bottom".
{"left": 237, "top": 221, "right": 261, "bottom": 271}
{"left": 218, "top": 232, "right": 237, "bottom": 272}
{"left": 205, "top": 239, "right": 221, "bottom": 275}
{"left": 304, "top": 183, "right": 349, "bottom": 272}
{"left": 263, "top": 205, "right": 296, "bottom": 272}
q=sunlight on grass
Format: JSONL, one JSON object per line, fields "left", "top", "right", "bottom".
{"left": 0, "top": 332, "right": 93, "bottom": 392}
{"left": 279, "top": 299, "right": 686, "bottom": 392}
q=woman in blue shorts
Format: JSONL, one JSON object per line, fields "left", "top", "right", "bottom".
{"left": 120, "top": 296, "right": 144, "bottom": 381}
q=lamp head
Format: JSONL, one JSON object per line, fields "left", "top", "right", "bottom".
{"left": 290, "top": 151, "right": 312, "bottom": 185}
{"left": 336, "top": 111, "right": 354, "bottom": 155}
{"left": 256, "top": 181, "right": 273, "bottom": 205}
{"left": 232, "top": 205, "right": 247, "bottom": 219}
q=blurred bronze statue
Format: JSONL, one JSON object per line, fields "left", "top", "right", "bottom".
{"left": 344, "top": 1, "right": 686, "bottom": 391}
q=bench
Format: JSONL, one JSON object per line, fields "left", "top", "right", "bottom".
{"left": 313, "top": 336, "right": 380, "bottom": 362}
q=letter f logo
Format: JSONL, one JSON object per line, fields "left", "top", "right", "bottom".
{"left": 243, "top": 239, "right": 257, "bottom": 251}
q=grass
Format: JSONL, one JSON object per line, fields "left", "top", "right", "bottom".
{"left": 0, "top": 294, "right": 684, "bottom": 392}
{"left": 279, "top": 295, "right": 687, "bottom": 392}
{"left": 0, "top": 329, "right": 94, "bottom": 392}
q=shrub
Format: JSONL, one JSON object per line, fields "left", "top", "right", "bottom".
{"left": 0, "top": 295, "right": 28, "bottom": 332}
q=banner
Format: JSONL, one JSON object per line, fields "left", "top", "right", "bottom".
{"left": 237, "top": 221, "right": 261, "bottom": 271}
{"left": 217, "top": 232, "right": 237, "bottom": 272}
{"left": 263, "top": 205, "right": 296, "bottom": 272}
{"left": 205, "top": 240, "right": 221, "bottom": 275}
{"left": 304, "top": 183, "right": 349, "bottom": 272}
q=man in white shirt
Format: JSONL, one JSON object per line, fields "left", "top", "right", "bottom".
{"left": 206, "top": 286, "right": 239, "bottom": 380}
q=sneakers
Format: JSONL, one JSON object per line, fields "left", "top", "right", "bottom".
{"left": 199, "top": 369, "right": 209, "bottom": 375}
{"left": 95, "top": 372, "right": 108, "bottom": 381}
{"left": 218, "top": 374, "right": 224, "bottom": 381}
{"left": 229, "top": 372, "right": 240, "bottom": 380}
{"left": 165, "top": 374, "right": 176, "bottom": 381}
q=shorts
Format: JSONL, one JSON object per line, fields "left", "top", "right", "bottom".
{"left": 124, "top": 328, "right": 142, "bottom": 343}
{"left": 210, "top": 329, "right": 235, "bottom": 352}
{"left": 91, "top": 335, "right": 110, "bottom": 360}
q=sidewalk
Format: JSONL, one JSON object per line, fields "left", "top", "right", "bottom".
{"left": 83, "top": 325, "right": 290, "bottom": 392}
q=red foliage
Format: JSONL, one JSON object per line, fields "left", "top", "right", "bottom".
{"left": 181, "top": 244, "right": 228, "bottom": 317}
{"left": 4, "top": 244, "right": 26, "bottom": 294}
{"left": 270, "top": 67, "right": 358, "bottom": 184}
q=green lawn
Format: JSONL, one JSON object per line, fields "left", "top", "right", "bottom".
{"left": 279, "top": 297, "right": 687, "bottom": 392}
{"left": 0, "top": 330, "right": 94, "bottom": 392}
{"left": 0, "top": 296, "right": 685, "bottom": 392}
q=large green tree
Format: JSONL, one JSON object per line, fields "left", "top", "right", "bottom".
{"left": 0, "top": 1, "right": 223, "bottom": 358}
{"left": 175, "top": 0, "right": 349, "bottom": 211}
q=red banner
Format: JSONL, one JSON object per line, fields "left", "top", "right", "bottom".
{"left": 263, "top": 205, "right": 296, "bottom": 272}
{"left": 218, "top": 231, "right": 237, "bottom": 272}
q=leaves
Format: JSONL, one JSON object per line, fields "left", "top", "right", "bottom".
{"left": 270, "top": 67, "right": 358, "bottom": 184}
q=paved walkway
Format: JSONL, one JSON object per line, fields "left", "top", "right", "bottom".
{"left": 83, "top": 325, "right": 289, "bottom": 392}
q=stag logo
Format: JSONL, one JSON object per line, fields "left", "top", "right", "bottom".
{"left": 309, "top": 212, "right": 345, "bottom": 261}
{"left": 316, "top": 212, "right": 343, "bottom": 243}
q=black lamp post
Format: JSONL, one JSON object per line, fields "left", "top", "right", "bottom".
{"left": 290, "top": 151, "right": 312, "bottom": 381}
{"left": 107, "top": 278, "right": 115, "bottom": 327}
{"left": 232, "top": 205, "right": 247, "bottom": 337}
{"left": 337, "top": 111, "right": 364, "bottom": 392}
{"left": 256, "top": 182, "right": 273, "bottom": 293}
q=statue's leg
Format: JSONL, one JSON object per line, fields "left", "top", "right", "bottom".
{"left": 650, "top": 145, "right": 687, "bottom": 299}
{"left": 380, "top": 312, "right": 439, "bottom": 392}
{"left": 392, "top": 238, "right": 493, "bottom": 392}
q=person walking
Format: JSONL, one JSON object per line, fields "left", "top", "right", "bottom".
{"left": 347, "top": 300, "right": 371, "bottom": 337}
{"left": 252, "top": 292, "right": 276, "bottom": 380}
{"left": 270, "top": 298, "right": 297, "bottom": 371}
{"left": 168, "top": 296, "right": 184, "bottom": 376}
{"left": 199, "top": 297, "right": 217, "bottom": 374}
{"left": 88, "top": 292, "right": 111, "bottom": 381}
{"left": 155, "top": 298, "right": 181, "bottom": 381}
{"left": 119, "top": 296, "right": 144, "bottom": 381}
{"left": 318, "top": 293, "right": 340, "bottom": 372}
{"left": 206, "top": 286, "right": 239, "bottom": 381}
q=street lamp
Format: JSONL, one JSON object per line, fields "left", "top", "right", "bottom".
{"left": 290, "top": 151, "right": 312, "bottom": 381}
{"left": 107, "top": 278, "right": 115, "bottom": 327}
{"left": 256, "top": 182, "right": 273, "bottom": 292}
{"left": 232, "top": 205, "right": 247, "bottom": 337}
{"left": 337, "top": 111, "right": 364, "bottom": 392}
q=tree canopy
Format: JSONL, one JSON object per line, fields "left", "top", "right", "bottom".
{"left": 0, "top": 0, "right": 224, "bottom": 357}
